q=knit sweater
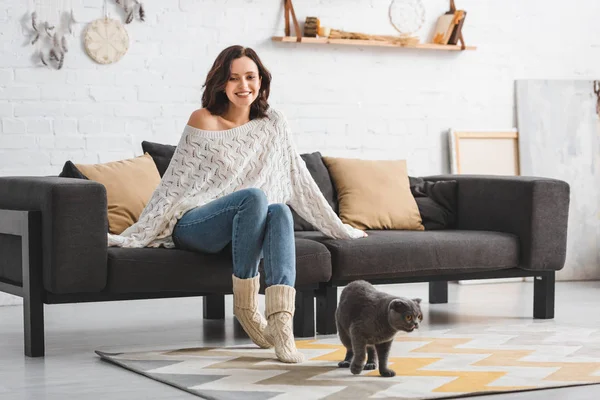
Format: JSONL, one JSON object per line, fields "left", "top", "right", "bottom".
{"left": 107, "top": 108, "right": 365, "bottom": 248}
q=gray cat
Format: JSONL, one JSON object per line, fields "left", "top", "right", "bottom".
{"left": 335, "top": 280, "right": 422, "bottom": 377}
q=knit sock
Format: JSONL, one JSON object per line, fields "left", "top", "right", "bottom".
{"left": 232, "top": 274, "right": 273, "bottom": 349}
{"left": 264, "top": 285, "right": 305, "bottom": 364}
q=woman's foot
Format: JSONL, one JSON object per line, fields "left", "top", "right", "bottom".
{"left": 232, "top": 274, "right": 273, "bottom": 349}
{"left": 265, "top": 285, "right": 305, "bottom": 363}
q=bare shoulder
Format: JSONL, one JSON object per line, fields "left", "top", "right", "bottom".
{"left": 187, "top": 109, "right": 218, "bottom": 130}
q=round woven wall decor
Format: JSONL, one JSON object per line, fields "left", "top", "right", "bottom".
{"left": 84, "top": 18, "right": 129, "bottom": 64}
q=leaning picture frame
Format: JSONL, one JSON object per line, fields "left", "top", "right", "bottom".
{"left": 449, "top": 129, "right": 520, "bottom": 175}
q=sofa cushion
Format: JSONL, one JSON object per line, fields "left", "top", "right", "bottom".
{"left": 410, "top": 177, "right": 458, "bottom": 230}
{"left": 295, "top": 230, "right": 519, "bottom": 281}
{"left": 105, "top": 237, "right": 331, "bottom": 293}
{"left": 141, "top": 140, "right": 177, "bottom": 177}
{"left": 59, "top": 160, "right": 89, "bottom": 180}
{"left": 322, "top": 157, "right": 424, "bottom": 231}
{"left": 69, "top": 154, "right": 161, "bottom": 235}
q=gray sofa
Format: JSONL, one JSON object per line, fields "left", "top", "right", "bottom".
{"left": 0, "top": 170, "right": 570, "bottom": 357}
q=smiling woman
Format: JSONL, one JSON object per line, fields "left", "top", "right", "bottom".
{"left": 197, "top": 45, "right": 272, "bottom": 126}
{"left": 107, "top": 44, "right": 367, "bottom": 365}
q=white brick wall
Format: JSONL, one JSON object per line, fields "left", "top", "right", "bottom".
{"left": 0, "top": 0, "right": 597, "bottom": 177}
{"left": 0, "top": 1, "right": 599, "bottom": 304}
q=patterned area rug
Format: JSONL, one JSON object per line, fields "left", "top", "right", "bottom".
{"left": 96, "top": 322, "right": 600, "bottom": 399}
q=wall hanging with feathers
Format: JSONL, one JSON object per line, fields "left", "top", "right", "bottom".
{"left": 115, "top": 0, "right": 146, "bottom": 24}
{"left": 25, "top": 0, "right": 77, "bottom": 70}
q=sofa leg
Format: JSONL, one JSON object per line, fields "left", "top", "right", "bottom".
{"left": 203, "top": 295, "right": 225, "bottom": 319}
{"left": 23, "top": 293, "right": 45, "bottom": 357}
{"left": 316, "top": 285, "right": 337, "bottom": 335}
{"left": 534, "top": 272, "right": 555, "bottom": 319}
{"left": 429, "top": 281, "right": 448, "bottom": 304}
{"left": 294, "top": 290, "right": 315, "bottom": 338}
{"left": 22, "top": 210, "right": 44, "bottom": 357}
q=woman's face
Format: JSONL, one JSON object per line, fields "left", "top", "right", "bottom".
{"left": 225, "top": 56, "right": 261, "bottom": 109}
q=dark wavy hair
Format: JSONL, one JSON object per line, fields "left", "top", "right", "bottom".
{"left": 201, "top": 45, "right": 272, "bottom": 120}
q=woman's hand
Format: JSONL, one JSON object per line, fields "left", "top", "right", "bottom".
{"left": 343, "top": 224, "right": 368, "bottom": 239}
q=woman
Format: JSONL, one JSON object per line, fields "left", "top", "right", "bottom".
{"left": 108, "top": 45, "right": 367, "bottom": 364}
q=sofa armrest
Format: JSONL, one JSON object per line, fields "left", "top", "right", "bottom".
{"left": 424, "top": 175, "right": 570, "bottom": 271}
{"left": 0, "top": 176, "right": 108, "bottom": 293}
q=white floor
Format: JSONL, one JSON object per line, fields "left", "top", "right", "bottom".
{"left": 1, "top": 281, "right": 600, "bottom": 400}
{"left": 0, "top": 292, "right": 22, "bottom": 306}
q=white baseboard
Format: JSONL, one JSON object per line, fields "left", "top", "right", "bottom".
{"left": 0, "top": 292, "right": 22, "bottom": 306}
{"left": 458, "top": 278, "right": 525, "bottom": 285}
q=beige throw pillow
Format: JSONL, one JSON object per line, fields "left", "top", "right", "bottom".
{"left": 322, "top": 157, "right": 424, "bottom": 231}
{"left": 76, "top": 153, "right": 161, "bottom": 235}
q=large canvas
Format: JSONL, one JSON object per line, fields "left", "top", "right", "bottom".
{"left": 449, "top": 130, "right": 520, "bottom": 175}
{"left": 516, "top": 80, "right": 600, "bottom": 281}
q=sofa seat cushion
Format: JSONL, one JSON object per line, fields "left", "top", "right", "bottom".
{"left": 105, "top": 238, "right": 331, "bottom": 293}
{"left": 294, "top": 230, "right": 519, "bottom": 281}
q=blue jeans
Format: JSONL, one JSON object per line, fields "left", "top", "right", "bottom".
{"left": 172, "top": 188, "right": 296, "bottom": 287}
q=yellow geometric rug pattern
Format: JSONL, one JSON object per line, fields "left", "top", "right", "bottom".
{"left": 96, "top": 322, "right": 600, "bottom": 399}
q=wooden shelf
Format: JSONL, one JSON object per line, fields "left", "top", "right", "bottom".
{"left": 272, "top": 36, "right": 476, "bottom": 51}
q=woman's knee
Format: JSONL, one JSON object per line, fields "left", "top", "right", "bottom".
{"left": 239, "top": 188, "right": 268, "bottom": 211}
{"left": 268, "top": 203, "right": 293, "bottom": 222}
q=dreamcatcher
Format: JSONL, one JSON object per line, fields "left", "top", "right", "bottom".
{"left": 25, "top": 0, "right": 77, "bottom": 69}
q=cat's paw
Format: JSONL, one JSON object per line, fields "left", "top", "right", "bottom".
{"left": 379, "top": 368, "right": 396, "bottom": 378}
{"left": 363, "top": 362, "right": 377, "bottom": 370}
{"left": 350, "top": 362, "right": 365, "bottom": 375}
{"left": 338, "top": 360, "right": 351, "bottom": 368}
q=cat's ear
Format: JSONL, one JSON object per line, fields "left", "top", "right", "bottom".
{"left": 390, "top": 299, "right": 409, "bottom": 313}
{"left": 413, "top": 298, "right": 422, "bottom": 305}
